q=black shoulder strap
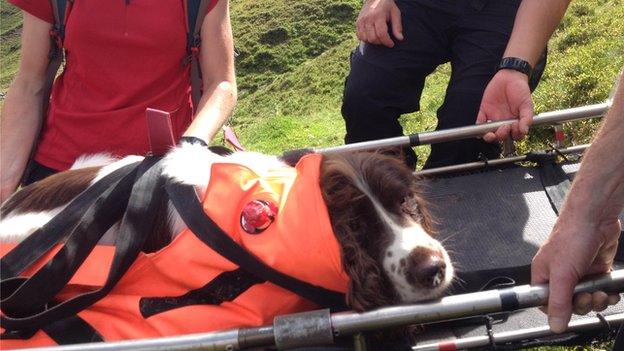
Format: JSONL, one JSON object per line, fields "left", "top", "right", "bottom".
{"left": 165, "top": 181, "right": 347, "bottom": 311}
{"left": 186, "top": 0, "right": 212, "bottom": 111}
{"left": 42, "top": 0, "right": 69, "bottom": 115}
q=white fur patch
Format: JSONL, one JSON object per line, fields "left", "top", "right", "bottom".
{"left": 71, "top": 153, "right": 118, "bottom": 170}
{"left": 0, "top": 208, "right": 64, "bottom": 243}
{"left": 383, "top": 223, "right": 454, "bottom": 302}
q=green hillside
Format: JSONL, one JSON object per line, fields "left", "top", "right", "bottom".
{"left": 2, "top": 0, "right": 623, "bottom": 162}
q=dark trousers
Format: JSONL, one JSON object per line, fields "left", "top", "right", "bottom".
{"left": 341, "top": 0, "right": 545, "bottom": 169}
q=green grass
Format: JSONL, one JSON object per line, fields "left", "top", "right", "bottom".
{"left": 1, "top": 1, "right": 22, "bottom": 93}
{"left": 228, "top": 0, "right": 624, "bottom": 167}
{"left": 0, "top": 1, "right": 621, "bottom": 349}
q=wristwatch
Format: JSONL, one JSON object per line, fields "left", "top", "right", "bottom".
{"left": 497, "top": 57, "right": 533, "bottom": 78}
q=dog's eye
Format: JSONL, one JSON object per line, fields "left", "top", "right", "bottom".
{"left": 400, "top": 195, "right": 421, "bottom": 220}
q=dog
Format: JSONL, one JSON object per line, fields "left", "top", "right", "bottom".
{"left": 0, "top": 143, "right": 453, "bottom": 344}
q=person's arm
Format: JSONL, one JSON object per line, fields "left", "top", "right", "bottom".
{"left": 182, "top": 0, "right": 237, "bottom": 143}
{"left": 531, "top": 73, "right": 624, "bottom": 333}
{"left": 477, "top": 0, "right": 571, "bottom": 142}
{"left": 356, "top": 0, "right": 403, "bottom": 48}
{"left": 0, "top": 12, "right": 52, "bottom": 203}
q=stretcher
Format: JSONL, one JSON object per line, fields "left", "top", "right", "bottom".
{"left": 14, "top": 102, "right": 624, "bottom": 350}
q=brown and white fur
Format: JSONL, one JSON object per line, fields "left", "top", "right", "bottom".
{"left": 0, "top": 144, "right": 453, "bottom": 311}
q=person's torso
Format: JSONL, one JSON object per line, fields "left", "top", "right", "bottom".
{"left": 36, "top": 0, "right": 194, "bottom": 170}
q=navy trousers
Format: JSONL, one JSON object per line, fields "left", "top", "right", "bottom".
{"left": 342, "top": 0, "right": 545, "bottom": 169}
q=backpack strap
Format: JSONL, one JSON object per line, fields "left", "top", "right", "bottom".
{"left": 185, "top": 0, "right": 213, "bottom": 111}
{"left": 43, "top": 0, "right": 70, "bottom": 115}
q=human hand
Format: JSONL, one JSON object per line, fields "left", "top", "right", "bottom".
{"left": 531, "top": 215, "right": 621, "bottom": 333}
{"left": 476, "top": 69, "right": 533, "bottom": 142}
{"left": 356, "top": 0, "right": 403, "bottom": 48}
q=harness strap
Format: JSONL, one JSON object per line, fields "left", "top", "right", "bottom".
{"left": 538, "top": 161, "right": 571, "bottom": 215}
{"left": 0, "top": 163, "right": 138, "bottom": 280}
{"left": 42, "top": 0, "right": 69, "bottom": 115}
{"left": 165, "top": 181, "right": 347, "bottom": 311}
{"left": 186, "top": 0, "right": 212, "bottom": 110}
{"left": 1, "top": 158, "right": 163, "bottom": 331}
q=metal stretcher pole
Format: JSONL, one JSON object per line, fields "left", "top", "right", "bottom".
{"left": 315, "top": 102, "right": 610, "bottom": 154}
{"left": 413, "top": 313, "right": 624, "bottom": 351}
{"left": 25, "top": 270, "right": 624, "bottom": 351}
{"left": 330, "top": 269, "right": 624, "bottom": 336}
{"left": 414, "top": 144, "right": 590, "bottom": 177}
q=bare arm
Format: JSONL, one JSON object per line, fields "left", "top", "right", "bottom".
{"left": 561, "top": 79, "right": 624, "bottom": 220}
{"left": 1, "top": 12, "right": 52, "bottom": 203}
{"left": 182, "top": 0, "right": 237, "bottom": 143}
{"left": 477, "top": 0, "right": 571, "bottom": 142}
{"left": 531, "top": 73, "right": 624, "bottom": 333}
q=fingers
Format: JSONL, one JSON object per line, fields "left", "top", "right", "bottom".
{"left": 573, "top": 291, "right": 620, "bottom": 315}
{"left": 390, "top": 4, "right": 403, "bottom": 41}
{"left": 608, "top": 293, "right": 621, "bottom": 306}
{"left": 493, "top": 124, "right": 512, "bottom": 142}
{"left": 514, "top": 100, "right": 534, "bottom": 140}
{"left": 364, "top": 24, "right": 378, "bottom": 45}
{"left": 374, "top": 20, "right": 394, "bottom": 47}
{"left": 356, "top": 1, "right": 402, "bottom": 47}
{"left": 572, "top": 292, "right": 592, "bottom": 315}
{"left": 547, "top": 266, "right": 579, "bottom": 333}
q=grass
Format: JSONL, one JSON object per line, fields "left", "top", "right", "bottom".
{"left": 1, "top": 0, "right": 622, "bottom": 349}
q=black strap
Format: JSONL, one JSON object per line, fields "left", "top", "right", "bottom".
{"left": 0, "top": 163, "right": 138, "bottom": 280}
{"left": 1, "top": 158, "right": 164, "bottom": 331}
{"left": 186, "top": 0, "right": 212, "bottom": 110}
{"left": 42, "top": 315, "right": 104, "bottom": 344}
{"left": 538, "top": 162, "right": 571, "bottom": 214}
{"left": 165, "top": 181, "right": 347, "bottom": 311}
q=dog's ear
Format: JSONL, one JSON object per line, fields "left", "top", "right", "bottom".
{"left": 320, "top": 153, "right": 397, "bottom": 311}
{"left": 279, "top": 148, "right": 316, "bottom": 167}
{"left": 337, "top": 225, "right": 396, "bottom": 311}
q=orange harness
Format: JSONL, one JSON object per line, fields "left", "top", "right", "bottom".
{"left": 0, "top": 154, "right": 349, "bottom": 348}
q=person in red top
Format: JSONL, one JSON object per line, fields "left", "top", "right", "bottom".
{"left": 0, "top": 0, "right": 237, "bottom": 202}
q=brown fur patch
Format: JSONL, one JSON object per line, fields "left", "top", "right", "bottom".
{"left": 1, "top": 167, "right": 99, "bottom": 217}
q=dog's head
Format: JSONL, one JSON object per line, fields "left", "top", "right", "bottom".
{"left": 319, "top": 152, "right": 453, "bottom": 311}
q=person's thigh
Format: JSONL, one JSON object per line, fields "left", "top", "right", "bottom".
{"left": 342, "top": 1, "right": 454, "bottom": 166}
{"left": 424, "top": 0, "right": 522, "bottom": 168}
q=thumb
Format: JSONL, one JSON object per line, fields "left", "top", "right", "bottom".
{"left": 547, "top": 266, "right": 579, "bottom": 333}
{"left": 390, "top": 5, "right": 403, "bottom": 41}
{"left": 476, "top": 108, "right": 487, "bottom": 125}
{"left": 517, "top": 99, "right": 534, "bottom": 136}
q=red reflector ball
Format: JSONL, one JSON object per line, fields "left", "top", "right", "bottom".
{"left": 240, "top": 200, "right": 277, "bottom": 234}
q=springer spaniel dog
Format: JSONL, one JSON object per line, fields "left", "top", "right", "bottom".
{"left": 0, "top": 144, "right": 453, "bottom": 317}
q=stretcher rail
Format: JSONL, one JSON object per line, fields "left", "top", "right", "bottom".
{"left": 413, "top": 313, "right": 624, "bottom": 351}
{"left": 315, "top": 102, "right": 609, "bottom": 154}
{"left": 25, "top": 269, "right": 624, "bottom": 351}
{"left": 414, "top": 143, "right": 590, "bottom": 177}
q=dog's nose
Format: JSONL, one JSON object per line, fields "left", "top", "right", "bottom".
{"left": 405, "top": 250, "right": 446, "bottom": 288}
{"left": 420, "top": 257, "right": 446, "bottom": 288}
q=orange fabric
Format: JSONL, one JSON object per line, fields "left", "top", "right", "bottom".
{"left": 1, "top": 154, "right": 349, "bottom": 348}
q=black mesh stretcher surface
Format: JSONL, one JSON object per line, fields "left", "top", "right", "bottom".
{"left": 414, "top": 160, "right": 624, "bottom": 347}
